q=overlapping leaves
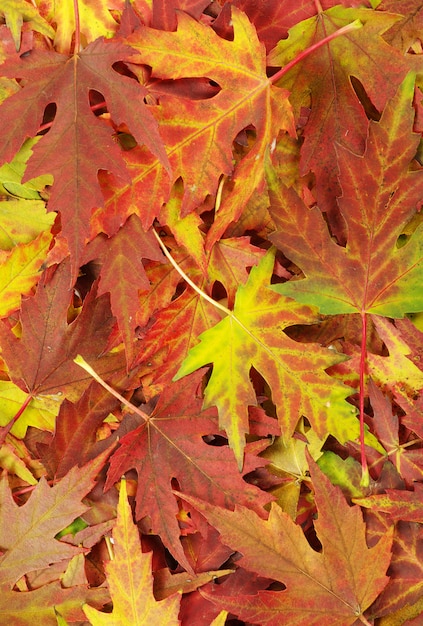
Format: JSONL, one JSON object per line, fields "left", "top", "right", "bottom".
{"left": 268, "top": 72, "right": 423, "bottom": 317}
{"left": 175, "top": 249, "right": 358, "bottom": 467}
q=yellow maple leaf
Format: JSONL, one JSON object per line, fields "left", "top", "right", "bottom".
{"left": 83, "top": 478, "right": 181, "bottom": 626}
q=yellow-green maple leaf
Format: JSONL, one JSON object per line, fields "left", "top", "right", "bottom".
{"left": 0, "top": 381, "right": 58, "bottom": 438}
{"left": 175, "top": 249, "right": 358, "bottom": 468}
{"left": 0, "top": 230, "right": 52, "bottom": 318}
{"left": 1, "top": 0, "right": 54, "bottom": 50}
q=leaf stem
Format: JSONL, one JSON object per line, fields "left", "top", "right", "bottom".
{"left": 152, "top": 229, "right": 231, "bottom": 317}
{"left": 73, "top": 0, "right": 81, "bottom": 54}
{"left": 270, "top": 20, "right": 362, "bottom": 85}
{"left": 73, "top": 355, "right": 151, "bottom": 422}
{"left": 359, "top": 312, "right": 369, "bottom": 487}
{"left": 0, "top": 393, "right": 33, "bottom": 446}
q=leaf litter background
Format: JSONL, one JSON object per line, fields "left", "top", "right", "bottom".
{"left": 1, "top": 0, "right": 423, "bottom": 624}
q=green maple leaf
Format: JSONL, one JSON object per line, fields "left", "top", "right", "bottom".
{"left": 175, "top": 249, "right": 358, "bottom": 468}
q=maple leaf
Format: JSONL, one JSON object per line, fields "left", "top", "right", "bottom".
{"left": 137, "top": 284, "right": 222, "bottom": 386}
{"left": 175, "top": 249, "right": 357, "bottom": 467}
{"left": 104, "top": 6, "right": 293, "bottom": 232}
{"left": 133, "top": 238, "right": 225, "bottom": 385}
{"left": 207, "top": 236, "right": 265, "bottom": 308}
{"left": 0, "top": 137, "right": 53, "bottom": 201}
{"left": 268, "top": 72, "right": 423, "bottom": 317}
{"left": 268, "top": 4, "right": 409, "bottom": 224}
{"left": 83, "top": 478, "right": 181, "bottom": 626}
{"left": 0, "top": 37, "right": 170, "bottom": 275}
{"left": 367, "top": 316, "right": 423, "bottom": 414}
{"left": 135, "top": 232, "right": 264, "bottom": 377}
{"left": 83, "top": 214, "right": 164, "bottom": 366}
{"left": 354, "top": 484, "right": 423, "bottom": 523}
{"left": 158, "top": 181, "right": 208, "bottom": 272}
{"left": 178, "top": 458, "right": 393, "bottom": 625}
{"left": 367, "top": 378, "right": 423, "bottom": 485}
{"left": 363, "top": 521, "right": 423, "bottom": 620}
{"left": 0, "top": 451, "right": 109, "bottom": 587}
{"left": 0, "top": 198, "right": 53, "bottom": 246}
{"left": 39, "top": 0, "right": 121, "bottom": 53}
{"left": 0, "top": 259, "right": 128, "bottom": 435}
{"left": 227, "top": 0, "right": 320, "bottom": 53}
{"left": 40, "top": 371, "right": 138, "bottom": 480}
{"left": 378, "top": 0, "right": 423, "bottom": 54}
{"left": 0, "top": 0, "right": 55, "bottom": 51}
{"left": 105, "top": 370, "right": 272, "bottom": 571}
{"left": 0, "top": 581, "right": 109, "bottom": 626}
{"left": 151, "top": 0, "right": 210, "bottom": 30}
{"left": 0, "top": 230, "right": 52, "bottom": 318}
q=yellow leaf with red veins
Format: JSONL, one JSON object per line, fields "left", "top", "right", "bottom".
{"left": 116, "top": 6, "right": 294, "bottom": 225}
{"left": 40, "top": 0, "right": 122, "bottom": 53}
{"left": 0, "top": 230, "right": 52, "bottom": 318}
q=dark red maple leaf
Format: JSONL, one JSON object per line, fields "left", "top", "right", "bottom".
{"left": 0, "top": 259, "right": 125, "bottom": 400}
{"left": 40, "top": 372, "right": 139, "bottom": 480}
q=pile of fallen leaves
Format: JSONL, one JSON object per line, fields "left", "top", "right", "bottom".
{"left": 1, "top": 1, "right": 423, "bottom": 624}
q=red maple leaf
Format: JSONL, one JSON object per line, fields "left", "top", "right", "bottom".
{"left": 105, "top": 370, "right": 272, "bottom": 572}
{"left": 0, "top": 37, "right": 170, "bottom": 276}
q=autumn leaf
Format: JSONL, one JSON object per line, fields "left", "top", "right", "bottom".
{"left": 40, "top": 373, "right": 137, "bottom": 480}
{"left": 158, "top": 181, "right": 207, "bottom": 272}
{"left": 366, "top": 378, "right": 423, "bottom": 485}
{"left": 0, "top": 37, "right": 170, "bottom": 275}
{"left": 0, "top": 230, "right": 52, "bottom": 318}
{"left": 269, "top": 72, "right": 423, "bottom": 318}
{"left": 175, "top": 249, "right": 357, "bottom": 467}
{"left": 227, "top": 0, "right": 320, "bottom": 53}
{"left": 112, "top": 5, "right": 294, "bottom": 225}
{"left": 83, "top": 478, "right": 181, "bottom": 626}
{"left": 0, "top": 0, "right": 55, "bottom": 51}
{"left": 0, "top": 581, "right": 109, "bottom": 626}
{"left": 0, "top": 1, "right": 421, "bottom": 620}
{"left": 137, "top": 284, "right": 222, "bottom": 386}
{"left": 39, "top": 0, "right": 121, "bottom": 53}
{"left": 0, "top": 137, "right": 53, "bottom": 201}
{"left": 207, "top": 236, "right": 265, "bottom": 308}
{"left": 0, "top": 451, "right": 109, "bottom": 587}
{"left": 364, "top": 521, "right": 423, "bottom": 620}
{"left": 83, "top": 214, "right": 164, "bottom": 366}
{"left": 0, "top": 199, "right": 54, "bottom": 246}
{"left": 0, "top": 259, "right": 129, "bottom": 437}
{"left": 151, "top": 0, "right": 210, "bottom": 30}
{"left": 178, "top": 458, "right": 393, "bottom": 625}
{"left": 379, "top": 0, "right": 423, "bottom": 54}
{"left": 368, "top": 316, "right": 423, "bottom": 413}
{"left": 354, "top": 484, "right": 423, "bottom": 523}
{"left": 105, "top": 370, "right": 272, "bottom": 571}
{"left": 268, "top": 5, "right": 409, "bottom": 218}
